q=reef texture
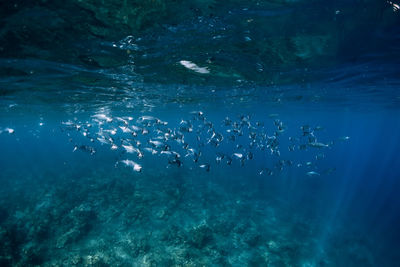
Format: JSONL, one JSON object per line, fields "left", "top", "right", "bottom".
{"left": 0, "top": 165, "right": 376, "bottom": 266}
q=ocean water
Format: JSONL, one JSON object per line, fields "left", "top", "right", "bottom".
{"left": 1, "top": 1, "right": 400, "bottom": 266}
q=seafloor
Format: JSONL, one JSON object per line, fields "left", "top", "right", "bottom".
{"left": 0, "top": 162, "right": 374, "bottom": 266}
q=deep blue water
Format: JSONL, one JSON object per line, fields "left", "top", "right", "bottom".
{"left": 1, "top": 1, "right": 400, "bottom": 266}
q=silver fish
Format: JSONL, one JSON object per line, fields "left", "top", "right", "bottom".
{"left": 308, "top": 142, "right": 329, "bottom": 148}
{"left": 199, "top": 164, "right": 211, "bottom": 172}
{"left": 121, "top": 159, "right": 142, "bottom": 172}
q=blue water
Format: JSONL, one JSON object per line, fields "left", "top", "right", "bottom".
{"left": 1, "top": 1, "right": 400, "bottom": 266}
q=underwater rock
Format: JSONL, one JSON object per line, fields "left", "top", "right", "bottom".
{"left": 268, "top": 240, "right": 280, "bottom": 253}
{"left": 243, "top": 231, "right": 262, "bottom": 247}
{"left": 20, "top": 243, "right": 43, "bottom": 266}
{"left": 140, "top": 252, "right": 175, "bottom": 266}
{"left": 131, "top": 238, "right": 151, "bottom": 257}
{"left": 155, "top": 208, "right": 167, "bottom": 219}
{"left": 0, "top": 208, "right": 8, "bottom": 224}
{"left": 160, "top": 225, "right": 185, "bottom": 245}
{"left": 67, "top": 254, "right": 83, "bottom": 265}
{"left": 56, "top": 204, "right": 96, "bottom": 249}
{"left": 248, "top": 251, "right": 269, "bottom": 267}
{"left": 56, "top": 228, "right": 80, "bottom": 249}
{"left": 0, "top": 227, "right": 12, "bottom": 266}
{"left": 234, "top": 221, "right": 249, "bottom": 234}
{"left": 211, "top": 219, "right": 235, "bottom": 236}
{"left": 188, "top": 223, "right": 213, "bottom": 249}
{"left": 83, "top": 253, "right": 108, "bottom": 266}
{"left": 71, "top": 204, "right": 97, "bottom": 230}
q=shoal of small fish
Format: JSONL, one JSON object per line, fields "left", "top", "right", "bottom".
{"left": 56, "top": 111, "right": 349, "bottom": 177}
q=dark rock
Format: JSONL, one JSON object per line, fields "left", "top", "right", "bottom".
{"left": 244, "top": 232, "right": 262, "bottom": 247}
{"left": 188, "top": 224, "right": 213, "bottom": 249}
{"left": 21, "top": 245, "right": 44, "bottom": 266}
{"left": 248, "top": 251, "right": 268, "bottom": 267}
{"left": 0, "top": 208, "right": 8, "bottom": 224}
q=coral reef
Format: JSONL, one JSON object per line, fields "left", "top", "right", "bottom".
{"left": 0, "top": 164, "right": 378, "bottom": 266}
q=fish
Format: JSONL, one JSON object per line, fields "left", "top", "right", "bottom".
{"left": 115, "top": 117, "right": 129, "bottom": 125}
{"left": 64, "top": 111, "right": 337, "bottom": 177}
{"left": 298, "top": 144, "right": 307, "bottom": 150}
{"left": 223, "top": 117, "right": 232, "bottom": 126}
{"left": 226, "top": 156, "right": 233, "bottom": 165}
{"left": 122, "top": 144, "right": 136, "bottom": 153}
{"left": 104, "top": 129, "right": 117, "bottom": 135}
{"left": 138, "top": 116, "right": 158, "bottom": 123}
{"left": 160, "top": 151, "right": 173, "bottom": 156}
{"left": 306, "top": 171, "right": 320, "bottom": 177}
{"left": 131, "top": 125, "right": 142, "bottom": 132}
{"left": 143, "top": 147, "right": 158, "bottom": 155}
{"left": 232, "top": 153, "right": 243, "bottom": 159}
{"left": 270, "top": 149, "right": 280, "bottom": 157}
{"left": 0, "top": 127, "right": 14, "bottom": 134}
{"left": 204, "top": 121, "right": 214, "bottom": 129}
{"left": 111, "top": 144, "right": 118, "bottom": 150}
{"left": 179, "top": 120, "right": 193, "bottom": 132}
{"left": 121, "top": 159, "right": 142, "bottom": 172}
{"left": 159, "top": 120, "right": 168, "bottom": 126}
{"left": 185, "top": 148, "right": 201, "bottom": 162}
{"left": 73, "top": 145, "right": 96, "bottom": 155}
{"left": 308, "top": 142, "right": 329, "bottom": 148}
{"left": 92, "top": 113, "right": 113, "bottom": 123}
{"left": 122, "top": 145, "right": 143, "bottom": 158}
{"left": 190, "top": 111, "right": 204, "bottom": 120}
{"left": 249, "top": 132, "right": 257, "bottom": 139}
{"left": 338, "top": 136, "right": 350, "bottom": 141}
{"left": 168, "top": 158, "right": 183, "bottom": 167}
{"left": 259, "top": 168, "right": 273, "bottom": 176}
{"left": 274, "top": 119, "right": 285, "bottom": 133}
{"left": 119, "top": 126, "right": 132, "bottom": 133}
{"left": 141, "top": 128, "right": 149, "bottom": 135}
{"left": 199, "top": 164, "right": 211, "bottom": 172}
{"left": 182, "top": 143, "right": 189, "bottom": 150}
{"left": 96, "top": 132, "right": 113, "bottom": 145}
{"left": 148, "top": 140, "right": 164, "bottom": 148}
{"left": 175, "top": 137, "right": 185, "bottom": 146}
{"left": 179, "top": 60, "right": 210, "bottom": 74}
{"left": 300, "top": 125, "right": 312, "bottom": 136}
